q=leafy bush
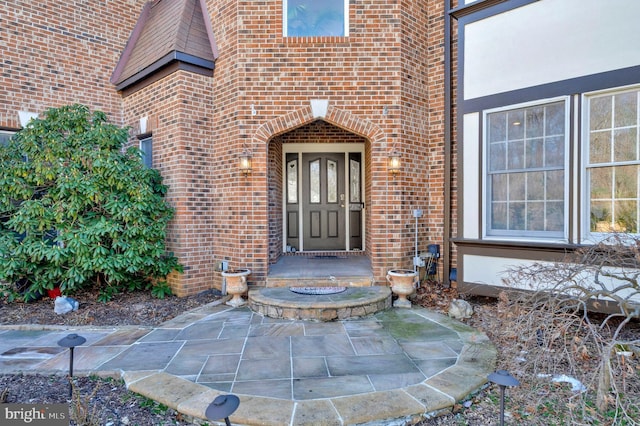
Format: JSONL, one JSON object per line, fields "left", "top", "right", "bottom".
{"left": 0, "top": 104, "right": 181, "bottom": 301}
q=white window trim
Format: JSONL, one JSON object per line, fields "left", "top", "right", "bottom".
{"left": 139, "top": 136, "right": 153, "bottom": 168}
{"left": 581, "top": 83, "right": 640, "bottom": 243}
{"left": 0, "top": 129, "right": 16, "bottom": 146}
{"left": 482, "top": 96, "right": 571, "bottom": 242}
{"left": 282, "top": 0, "right": 349, "bottom": 38}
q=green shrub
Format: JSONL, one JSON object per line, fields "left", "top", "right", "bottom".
{"left": 0, "top": 104, "right": 182, "bottom": 301}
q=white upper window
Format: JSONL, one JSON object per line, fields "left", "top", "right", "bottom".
{"left": 584, "top": 86, "right": 640, "bottom": 237}
{"left": 283, "top": 0, "right": 348, "bottom": 37}
{"left": 484, "top": 99, "right": 568, "bottom": 239}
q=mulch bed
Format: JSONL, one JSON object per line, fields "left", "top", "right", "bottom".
{"left": 0, "top": 286, "right": 222, "bottom": 327}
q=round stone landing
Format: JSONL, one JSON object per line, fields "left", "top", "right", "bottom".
{"left": 248, "top": 286, "right": 392, "bottom": 321}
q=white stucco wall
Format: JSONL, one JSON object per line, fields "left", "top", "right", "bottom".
{"left": 464, "top": 0, "right": 640, "bottom": 100}
{"left": 464, "top": 254, "right": 640, "bottom": 303}
{"left": 462, "top": 112, "right": 480, "bottom": 239}
{"left": 464, "top": 254, "right": 531, "bottom": 287}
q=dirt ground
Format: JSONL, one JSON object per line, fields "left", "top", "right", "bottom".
{"left": 0, "top": 287, "right": 222, "bottom": 327}
{"left": 1, "top": 283, "right": 638, "bottom": 425}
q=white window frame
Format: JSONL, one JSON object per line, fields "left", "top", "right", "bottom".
{"left": 0, "top": 129, "right": 16, "bottom": 146}
{"left": 582, "top": 84, "right": 640, "bottom": 242}
{"left": 282, "top": 0, "right": 349, "bottom": 38}
{"left": 482, "top": 97, "right": 570, "bottom": 242}
{"left": 139, "top": 136, "right": 153, "bottom": 168}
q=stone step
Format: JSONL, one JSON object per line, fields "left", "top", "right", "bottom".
{"left": 248, "top": 286, "right": 391, "bottom": 321}
{"left": 266, "top": 276, "right": 374, "bottom": 288}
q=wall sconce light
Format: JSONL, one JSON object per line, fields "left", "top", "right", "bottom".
{"left": 239, "top": 151, "right": 252, "bottom": 175}
{"left": 388, "top": 151, "right": 401, "bottom": 175}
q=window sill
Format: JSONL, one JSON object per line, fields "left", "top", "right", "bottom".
{"left": 283, "top": 36, "right": 349, "bottom": 44}
{"left": 452, "top": 237, "right": 584, "bottom": 253}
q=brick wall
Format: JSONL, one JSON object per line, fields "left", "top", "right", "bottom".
{"left": 122, "top": 70, "right": 217, "bottom": 296}
{"left": 190, "top": 0, "right": 448, "bottom": 289}
{"left": 450, "top": 5, "right": 459, "bottom": 282}
{"left": 204, "top": 0, "right": 443, "bottom": 286}
{"left": 0, "top": 0, "right": 143, "bottom": 128}
{"left": 1, "top": 0, "right": 451, "bottom": 295}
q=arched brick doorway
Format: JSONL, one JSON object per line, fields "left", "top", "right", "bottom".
{"left": 254, "top": 102, "right": 385, "bottom": 265}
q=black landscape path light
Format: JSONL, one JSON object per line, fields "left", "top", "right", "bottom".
{"left": 205, "top": 394, "right": 240, "bottom": 426}
{"left": 57, "top": 333, "right": 86, "bottom": 398}
{"left": 488, "top": 369, "right": 520, "bottom": 426}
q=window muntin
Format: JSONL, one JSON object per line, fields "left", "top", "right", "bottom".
{"left": 283, "top": 0, "right": 347, "bottom": 37}
{"left": 585, "top": 88, "right": 640, "bottom": 234}
{"left": 485, "top": 100, "right": 567, "bottom": 238}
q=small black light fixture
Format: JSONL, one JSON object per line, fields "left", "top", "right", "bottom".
{"left": 388, "top": 150, "right": 401, "bottom": 176}
{"left": 239, "top": 150, "right": 252, "bottom": 176}
{"left": 488, "top": 369, "right": 520, "bottom": 426}
{"left": 205, "top": 394, "right": 240, "bottom": 426}
{"left": 57, "top": 333, "right": 86, "bottom": 398}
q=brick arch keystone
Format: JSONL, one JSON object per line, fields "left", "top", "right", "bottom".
{"left": 253, "top": 103, "right": 385, "bottom": 145}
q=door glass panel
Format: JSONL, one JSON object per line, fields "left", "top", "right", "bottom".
{"left": 350, "top": 158, "right": 360, "bottom": 202}
{"left": 310, "top": 159, "right": 320, "bottom": 203}
{"left": 287, "top": 159, "right": 298, "bottom": 203}
{"left": 327, "top": 159, "right": 337, "bottom": 203}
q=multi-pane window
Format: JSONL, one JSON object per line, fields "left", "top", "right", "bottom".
{"left": 585, "top": 88, "right": 640, "bottom": 234}
{"left": 139, "top": 136, "right": 152, "bottom": 168}
{"left": 486, "top": 100, "right": 567, "bottom": 238}
{"left": 283, "top": 0, "right": 347, "bottom": 37}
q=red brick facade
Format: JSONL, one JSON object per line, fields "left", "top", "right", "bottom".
{"left": 0, "top": 1, "right": 143, "bottom": 127}
{"left": 1, "top": 0, "right": 453, "bottom": 296}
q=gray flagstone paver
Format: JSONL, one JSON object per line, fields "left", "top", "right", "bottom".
{"left": 98, "top": 341, "right": 184, "bottom": 371}
{"left": 0, "top": 301, "right": 496, "bottom": 425}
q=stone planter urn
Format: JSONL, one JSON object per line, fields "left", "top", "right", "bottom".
{"left": 386, "top": 269, "right": 418, "bottom": 308}
{"left": 222, "top": 268, "right": 251, "bottom": 307}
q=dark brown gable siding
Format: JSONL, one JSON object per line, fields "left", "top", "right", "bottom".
{"left": 177, "top": 0, "right": 215, "bottom": 61}
{"left": 112, "top": 0, "right": 217, "bottom": 92}
{"left": 120, "top": 0, "right": 183, "bottom": 82}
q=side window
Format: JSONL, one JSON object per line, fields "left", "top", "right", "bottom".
{"left": 585, "top": 87, "right": 640, "bottom": 235}
{"left": 0, "top": 130, "right": 16, "bottom": 147}
{"left": 485, "top": 100, "right": 568, "bottom": 239}
{"left": 283, "top": 0, "right": 347, "bottom": 37}
{"left": 139, "top": 136, "right": 153, "bottom": 168}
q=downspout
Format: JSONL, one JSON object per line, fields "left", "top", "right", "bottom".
{"left": 443, "top": 0, "right": 453, "bottom": 287}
